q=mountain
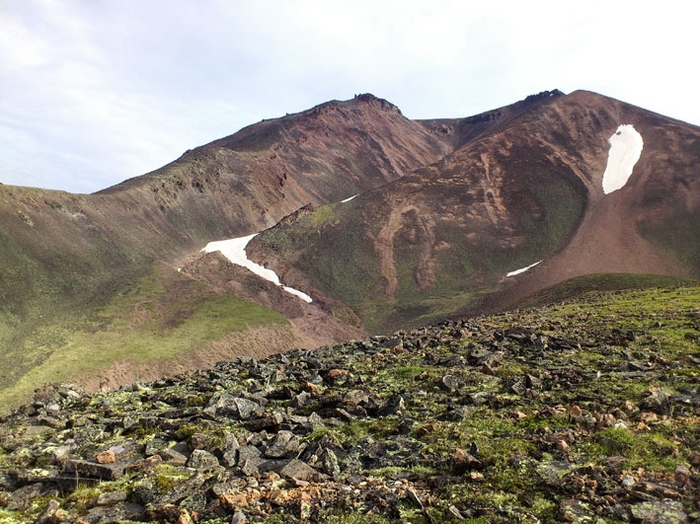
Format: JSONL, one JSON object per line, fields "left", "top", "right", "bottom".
{"left": 246, "top": 90, "right": 700, "bottom": 332}
{"left": 1, "top": 90, "right": 699, "bottom": 410}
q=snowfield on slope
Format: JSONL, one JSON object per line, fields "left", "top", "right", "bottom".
{"left": 506, "top": 260, "right": 543, "bottom": 277}
{"left": 202, "top": 234, "right": 313, "bottom": 303}
{"left": 602, "top": 124, "right": 644, "bottom": 194}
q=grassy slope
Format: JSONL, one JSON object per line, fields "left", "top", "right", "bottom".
{"left": 0, "top": 264, "right": 287, "bottom": 412}
{"left": 509, "top": 273, "right": 699, "bottom": 311}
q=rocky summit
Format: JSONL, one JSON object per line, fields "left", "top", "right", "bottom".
{"left": 1, "top": 284, "right": 698, "bottom": 523}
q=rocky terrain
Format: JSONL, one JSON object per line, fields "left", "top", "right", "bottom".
{"left": 2, "top": 283, "right": 698, "bottom": 523}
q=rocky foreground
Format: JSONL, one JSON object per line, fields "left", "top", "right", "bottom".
{"left": 1, "top": 285, "right": 699, "bottom": 523}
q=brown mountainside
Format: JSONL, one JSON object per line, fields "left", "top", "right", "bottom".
{"left": 247, "top": 90, "right": 700, "bottom": 332}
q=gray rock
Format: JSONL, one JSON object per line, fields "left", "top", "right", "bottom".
{"left": 630, "top": 500, "right": 688, "bottom": 523}
{"left": 320, "top": 448, "right": 341, "bottom": 479}
{"left": 160, "top": 472, "right": 208, "bottom": 505}
{"left": 559, "top": 499, "right": 594, "bottom": 522}
{"left": 160, "top": 446, "right": 188, "bottom": 466}
{"left": 441, "top": 375, "right": 464, "bottom": 392}
{"left": 35, "top": 499, "right": 61, "bottom": 524}
{"left": 204, "top": 393, "right": 262, "bottom": 420}
{"left": 264, "top": 430, "right": 301, "bottom": 458}
{"left": 237, "top": 446, "right": 265, "bottom": 476}
{"left": 84, "top": 502, "right": 145, "bottom": 524}
{"left": 190, "top": 432, "right": 214, "bottom": 450}
{"left": 246, "top": 411, "right": 284, "bottom": 432}
{"left": 63, "top": 459, "right": 123, "bottom": 480}
{"left": 512, "top": 374, "right": 541, "bottom": 395}
{"left": 293, "top": 391, "right": 311, "bottom": 408}
{"left": 221, "top": 433, "right": 241, "bottom": 468}
{"left": 378, "top": 394, "right": 405, "bottom": 416}
{"left": 7, "top": 483, "right": 57, "bottom": 511}
{"left": 187, "top": 449, "right": 220, "bottom": 470}
{"left": 95, "top": 491, "right": 128, "bottom": 506}
{"left": 145, "top": 438, "right": 167, "bottom": 457}
{"left": 231, "top": 510, "right": 248, "bottom": 524}
{"left": 279, "top": 459, "right": 318, "bottom": 481}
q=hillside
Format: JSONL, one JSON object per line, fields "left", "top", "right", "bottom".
{"left": 1, "top": 89, "right": 699, "bottom": 411}
{"left": 1, "top": 284, "right": 698, "bottom": 523}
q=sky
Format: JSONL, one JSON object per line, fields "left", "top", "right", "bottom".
{"left": 1, "top": 0, "right": 698, "bottom": 194}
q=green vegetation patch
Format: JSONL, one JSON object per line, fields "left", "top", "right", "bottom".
{"left": 0, "top": 264, "right": 287, "bottom": 411}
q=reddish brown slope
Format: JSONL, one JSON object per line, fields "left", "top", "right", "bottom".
{"left": 249, "top": 90, "right": 700, "bottom": 332}
{"left": 495, "top": 90, "right": 700, "bottom": 308}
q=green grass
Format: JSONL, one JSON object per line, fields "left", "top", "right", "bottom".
{"left": 0, "top": 265, "right": 287, "bottom": 411}
{"left": 514, "top": 273, "right": 698, "bottom": 310}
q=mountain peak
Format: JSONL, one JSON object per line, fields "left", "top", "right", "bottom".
{"left": 352, "top": 92, "right": 403, "bottom": 114}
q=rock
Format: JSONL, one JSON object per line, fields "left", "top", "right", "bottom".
{"left": 246, "top": 411, "right": 284, "bottom": 432}
{"left": 324, "top": 368, "right": 350, "bottom": 385}
{"left": 95, "top": 450, "right": 116, "bottom": 464}
{"left": 187, "top": 449, "right": 220, "bottom": 470}
{"left": 95, "top": 491, "right": 127, "bottom": 506}
{"left": 512, "top": 374, "right": 541, "bottom": 395}
{"left": 63, "top": 459, "right": 123, "bottom": 480}
{"left": 674, "top": 463, "right": 691, "bottom": 482}
{"left": 230, "top": 510, "right": 248, "bottom": 524}
{"left": 378, "top": 394, "right": 405, "bottom": 416}
{"left": 279, "top": 459, "right": 318, "bottom": 481}
{"left": 630, "top": 500, "right": 688, "bottom": 523}
{"left": 640, "top": 388, "right": 671, "bottom": 416}
{"left": 204, "top": 393, "right": 262, "bottom": 420}
{"left": 190, "top": 432, "right": 214, "bottom": 451}
{"left": 237, "top": 446, "right": 265, "bottom": 476}
{"left": 160, "top": 446, "right": 189, "bottom": 466}
{"left": 293, "top": 391, "right": 311, "bottom": 408}
{"left": 453, "top": 448, "right": 482, "bottom": 474}
{"left": 559, "top": 499, "right": 594, "bottom": 522}
{"left": 220, "top": 490, "right": 251, "bottom": 510}
{"left": 264, "top": 431, "right": 301, "bottom": 459}
{"left": 688, "top": 451, "right": 700, "bottom": 467}
{"left": 126, "top": 454, "right": 163, "bottom": 474}
{"left": 441, "top": 375, "right": 463, "bottom": 392}
{"left": 177, "top": 508, "right": 195, "bottom": 524}
{"left": 221, "top": 434, "right": 241, "bottom": 468}
{"left": 160, "top": 472, "right": 208, "bottom": 506}
{"left": 621, "top": 474, "right": 636, "bottom": 487}
{"left": 448, "top": 504, "right": 465, "bottom": 520}
{"left": 83, "top": 501, "right": 145, "bottom": 523}
{"left": 343, "top": 389, "right": 371, "bottom": 406}
{"left": 320, "top": 448, "right": 341, "bottom": 479}
{"left": 35, "top": 499, "right": 61, "bottom": 524}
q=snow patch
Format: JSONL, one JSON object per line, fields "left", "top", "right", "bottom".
{"left": 602, "top": 124, "right": 644, "bottom": 194}
{"left": 506, "top": 260, "right": 542, "bottom": 277}
{"left": 341, "top": 194, "right": 358, "bottom": 203}
{"left": 202, "top": 234, "right": 313, "bottom": 303}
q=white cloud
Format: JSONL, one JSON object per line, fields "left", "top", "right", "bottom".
{"left": 1, "top": 0, "right": 698, "bottom": 193}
